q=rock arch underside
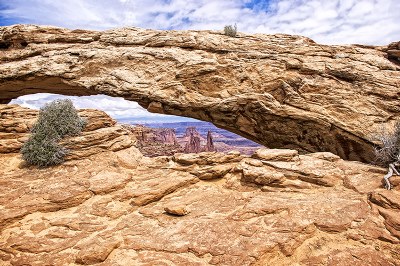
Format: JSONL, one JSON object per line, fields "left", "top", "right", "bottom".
{"left": 1, "top": 25, "right": 400, "bottom": 162}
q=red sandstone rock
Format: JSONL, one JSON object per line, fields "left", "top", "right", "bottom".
{"left": 203, "top": 130, "right": 216, "bottom": 152}
{"left": 124, "top": 124, "right": 183, "bottom": 156}
{"left": 0, "top": 104, "right": 135, "bottom": 157}
{"left": 184, "top": 132, "right": 201, "bottom": 153}
{"left": 164, "top": 206, "right": 190, "bottom": 216}
{"left": 127, "top": 124, "right": 178, "bottom": 144}
{"left": 0, "top": 104, "right": 400, "bottom": 265}
{"left": 184, "top": 127, "right": 201, "bottom": 139}
{"left": 1, "top": 25, "right": 400, "bottom": 162}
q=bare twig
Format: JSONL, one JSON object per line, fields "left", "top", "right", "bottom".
{"left": 371, "top": 120, "right": 400, "bottom": 189}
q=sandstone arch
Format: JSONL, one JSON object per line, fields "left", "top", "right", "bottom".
{"left": 1, "top": 25, "right": 399, "bottom": 162}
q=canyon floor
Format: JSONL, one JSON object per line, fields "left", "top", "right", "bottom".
{"left": 1, "top": 105, "right": 400, "bottom": 266}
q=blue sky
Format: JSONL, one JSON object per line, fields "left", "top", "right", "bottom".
{"left": 1, "top": 0, "right": 399, "bottom": 44}
{"left": 2, "top": 0, "right": 400, "bottom": 121}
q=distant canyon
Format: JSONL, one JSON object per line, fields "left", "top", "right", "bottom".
{"left": 123, "top": 122, "right": 262, "bottom": 157}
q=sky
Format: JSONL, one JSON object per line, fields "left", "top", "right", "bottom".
{"left": 9, "top": 94, "right": 198, "bottom": 123}
{"left": 2, "top": 0, "right": 400, "bottom": 121}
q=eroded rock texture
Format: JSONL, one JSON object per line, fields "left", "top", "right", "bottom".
{"left": 128, "top": 125, "right": 178, "bottom": 145}
{"left": 203, "top": 130, "right": 216, "bottom": 152}
{"left": 1, "top": 104, "right": 400, "bottom": 265}
{"left": 124, "top": 124, "right": 183, "bottom": 157}
{"left": 184, "top": 132, "right": 202, "bottom": 153}
{"left": 1, "top": 25, "right": 400, "bottom": 161}
{"left": 0, "top": 104, "right": 136, "bottom": 158}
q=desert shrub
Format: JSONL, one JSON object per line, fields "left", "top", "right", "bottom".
{"left": 224, "top": 24, "right": 237, "bottom": 37}
{"left": 32, "top": 99, "right": 86, "bottom": 137}
{"left": 372, "top": 120, "right": 400, "bottom": 166}
{"left": 21, "top": 99, "right": 85, "bottom": 167}
{"left": 21, "top": 131, "right": 67, "bottom": 167}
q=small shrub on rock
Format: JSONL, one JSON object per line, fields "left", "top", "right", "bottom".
{"left": 224, "top": 24, "right": 237, "bottom": 37}
{"left": 372, "top": 120, "right": 400, "bottom": 190}
{"left": 373, "top": 120, "right": 400, "bottom": 167}
{"left": 32, "top": 99, "right": 86, "bottom": 137}
{"left": 21, "top": 131, "right": 67, "bottom": 167}
{"left": 21, "top": 99, "right": 85, "bottom": 167}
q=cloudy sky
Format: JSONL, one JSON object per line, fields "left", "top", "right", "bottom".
{"left": 2, "top": 0, "right": 399, "bottom": 122}
{"left": 10, "top": 94, "right": 198, "bottom": 123}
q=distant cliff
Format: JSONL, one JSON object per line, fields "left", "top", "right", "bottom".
{"left": 203, "top": 130, "right": 216, "bottom": 152}
{"left": 184, "top": 132, "right": 201, "bottom": 153}
{"left": 129, "top": 124, "right": 178, "bottom": 144}
{"left": 123, "top": 125, "right": 183, "bottom": 156}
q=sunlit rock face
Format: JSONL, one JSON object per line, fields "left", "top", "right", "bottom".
{"left": 0, "top": 25, "right": 400, "bottom": 162}
{"left": 0, "top": 104, "right": 136, "bottom": 157}
{"left": 203, "top": 130, "right": 216, "bottom": 152}
{"left": 129, "top": 125, "right": 178, "bottom": 145}
{"left": 1, "top": 105, "right": 400, "bottom": 265}
{"left": 123, "top": 124, "right": 184, "bottom": 156}
{"left": 385, "top": 41, "right": 400, "bottom": 61}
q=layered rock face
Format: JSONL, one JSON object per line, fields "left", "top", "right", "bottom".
{"left": 124, "top": 125, "right": 217, "bottom": 156}
{"left": 203, "top": 130, "right": 216, "bottom": 152}
{"left": 184, "top": 127, "right": 201, "bottom": 137}
{"left": 184, "top": 132, "right": 202, "bottom": 153}
{"left": 157, "top": 128, "right": 178, "bottom": 144}
{"left": 385, "top": 41, "right": 400, "bottom": 61}
{"left": 1, "top": 25, "right": 400, "bottom": 162}
{"left": 0, "top": 104, "right": 136, "bottom": 158}
{"left": 182, "top": 127, "right": 218, "bottom": 153}
{"left": 124, "top": 124, "right": 183, "bottom": 156}
{"left": 128, "top": 124, "right": 178, "bottom": 144}
{"left": 1, "top": 104, "right": 400, "bottom": 265}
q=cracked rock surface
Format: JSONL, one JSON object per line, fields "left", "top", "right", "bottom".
{"left": 1, "top": 105, "right": 400, "bottom": 265}
{"left": 1, "top": 25, "right": 400, "bottom": 162}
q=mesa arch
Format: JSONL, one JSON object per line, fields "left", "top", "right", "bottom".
{"left": 1, "top": 24, "right": 400, "bottom": 162}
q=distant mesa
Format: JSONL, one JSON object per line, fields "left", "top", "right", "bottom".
{"left": 123, "top": 124, "right": 182, "bottom": 157}
{"left": 184, "top": 127, "right": 202, "bottom": 139}
{"left": 204, "top": 130, "right": 216, "bottom": 152}
{"left": 124, "top": 124, "right": 259, "bottom": 157}
{"left": 131, "top": 124, "right": 178, "bottom": 145}
{"left": 184, "top": 131, "right": 202, "bottom": 153}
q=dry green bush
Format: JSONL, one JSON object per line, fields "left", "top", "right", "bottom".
{"left": 372, "top": 120, "right": 400, "bottom": 167}
{"left": 224, "top": 24, "right": 237, "bottom": 37}
{"left": 21, "top": 131, "right": 67, "bottom": 167}
{"left": 21, "top": 99, "right": 85, "bottom": 167}
{"left": 32, "top": 99, "right": 86, "bottom": 137}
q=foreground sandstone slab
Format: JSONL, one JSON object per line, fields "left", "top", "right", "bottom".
{"left": 1, "top": 105, "right": 400, "bottom": 265}
{"left": 1, "top": 25, "right": 400, "bottom": 162}
{"left": 1, "top": 146, "right": 400, "bottom": 265}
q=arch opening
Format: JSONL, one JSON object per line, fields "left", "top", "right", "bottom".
{"left": 8, "top": 93, "right": 262, "bottom": 156}
{"left": 0, "top": 23, "right": 386, "bottom": 163}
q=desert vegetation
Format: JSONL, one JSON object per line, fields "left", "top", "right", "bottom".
{"left": 224, "top": 23, "right": 237, "bottom": 37}
{"left": 21, "top": 99, "right": 85, "bottom": 167}
{"left": 372, "top": 120, "right": 400, "bottom": 189}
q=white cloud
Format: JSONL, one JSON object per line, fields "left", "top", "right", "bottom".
{"left": 0, "top": 0, "right": 399, "bottom": 45}
{"left": 2, "top": 1, "right": 399, "bottom": 122}
{"left": 9, "top": 93, "right": 197, "bottom": 123}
